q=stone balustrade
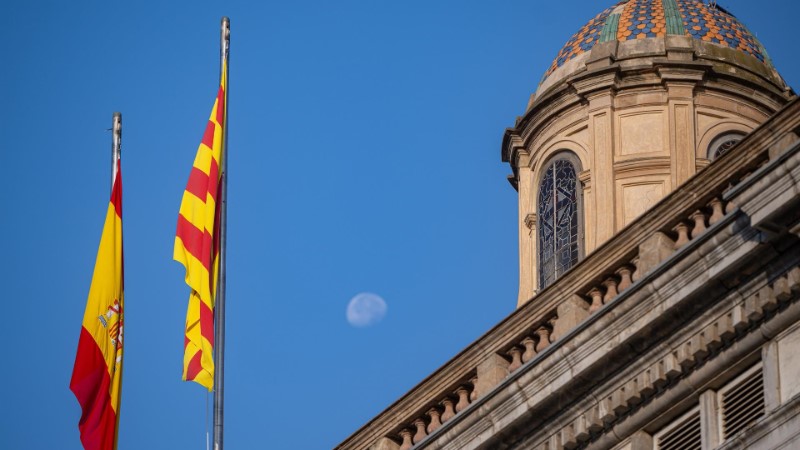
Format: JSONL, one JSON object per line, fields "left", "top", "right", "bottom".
{"left": 338, "top": 99, "right": 800, "bottom": 450}
{"left": 392, "top": 377, "right": 476, "bottom": 450}
{"left": 505, "top": 315, "right": 556, "bottom": 375}
{"left": 374, "top": 187, "right": 785, "bottom": 450}
{"left": 377, "top": 307, "right": 581, "bottom": 450}
{"left": 580, "top": 194, "right": 735, "bottom": 316}
{"left": 370, "top": 205, "right": 761, "bottom": 449}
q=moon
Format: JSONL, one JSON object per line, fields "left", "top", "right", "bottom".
{"left": 346, "top": 292, "right": 387, "bottom": 327}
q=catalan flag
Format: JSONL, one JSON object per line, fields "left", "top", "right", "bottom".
{"left": 70, "top": 159, "right": 124, "bottom": 450}
{"left": 174, "top": 61, "right": 227, "bottom": 390}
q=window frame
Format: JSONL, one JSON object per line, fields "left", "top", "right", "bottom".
{"left": 716, "top": 362, "right": 765, "bottom": 443}
{"left": 707, "top": 132, "right": 746, "bottom": 160}
{"left": 535, "top": 152, "right": 585, "bottom": 291}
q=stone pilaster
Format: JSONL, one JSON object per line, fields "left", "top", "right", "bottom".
{"left": 475, "top": 353, "right": 510, "bottom": 399}
{"left": 762, "top": 341, "right": 781, "bottom": 413}
{"left": 588, "top": 90, "right": 616, "bottom": 245}
{"left": 636, "top": 231, "right": 674, "bottom": 276}
{"left": 699, "top": 390, "right": 720, "bottom": 449}
{"left": 664, "top": 77, "right": 701, "bottom": 187}
{"left": 629, "top": 431, "right": 654, "bottom": 450}
{"left": 517, "top": 151, "right": 535, "bottom": 306}
{"left": 553, "top": 295, "right": 590, "bottom": 340}
{"left": 369, "top": 437, "right": 400, "bottom": 450}
{"left": 579, "top": 169, "right": 594, "bottom": 253}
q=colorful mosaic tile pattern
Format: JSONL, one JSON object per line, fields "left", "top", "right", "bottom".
{"left": 543, "top": 0, "right": 769, "bottom": 80}
{"left": 617, "top": 0, "right": 666, "bottom": 40}
{"left": 544, "top": 4, "right": 618, "bottom": 77}
{"left": 675, "top": 0, "right": 765, "bottom": 62}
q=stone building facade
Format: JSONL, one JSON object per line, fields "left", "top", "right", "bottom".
{"left": 336, "top": 1, "right": 800, "bottom": 449}
{"left": 502, "top": 0, "right": 792, "bottom": 306}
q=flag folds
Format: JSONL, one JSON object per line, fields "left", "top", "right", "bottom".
{"left": 174, "top": 62, "right": 227, "bottom": 390}
{"left": 70, "top": 161, "right": 124, "bottom": 450}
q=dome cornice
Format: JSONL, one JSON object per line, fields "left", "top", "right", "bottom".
{"left": 501, "top": 55, "right": 791, "bottom": 170}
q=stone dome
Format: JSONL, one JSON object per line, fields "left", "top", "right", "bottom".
{"left": 535, "top": 0, "right": 786, "bottom": 101}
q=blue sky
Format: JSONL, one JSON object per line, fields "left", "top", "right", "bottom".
{"left": 2, "top": 1, "right": 799, "bottom": 449}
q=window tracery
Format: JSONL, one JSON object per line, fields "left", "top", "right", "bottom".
{"left": 709, "top": 132, "right": 745, "bottom": 159}
{"left": 537, "top": 155, "right": 582, "bottom": 290}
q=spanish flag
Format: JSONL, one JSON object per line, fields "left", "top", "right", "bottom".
{"left": 70, "top": 160, "right": 124, "bottom": 450}
{"left": 174, "top": 61, "right": 226, "bottom": 390}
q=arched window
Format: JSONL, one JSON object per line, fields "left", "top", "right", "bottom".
{"left": 708, "top": 132, "right": 745, "bottom": 159}
{"left": 537, "top": 154, "right": 582, "bottom": 290}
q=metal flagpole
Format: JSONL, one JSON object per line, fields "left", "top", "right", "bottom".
{"left": 111, "top": 112, "right": 122, "bottom": 189}
{"left": 213, "top": 16, "right": 230, "bottom": 450}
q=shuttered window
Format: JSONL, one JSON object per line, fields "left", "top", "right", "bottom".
{"left": 719, "top": 363, "right": 765, "bottom": 440}
{"left": 640, "top": 363, "right": 766, "bottom": 450}
{"left": 654, "top": 406, "right": 702, "bottom": 450}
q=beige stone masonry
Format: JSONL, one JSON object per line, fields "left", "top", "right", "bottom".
{"left": 554, "top": 296, "right": 590, "bottom": 341}
{"left": 535, "top": 264, "right": 800, "bottom": 450}
{"left": 370, "top": 438, "right": 400, "bottom": 450}
{"left": 762, "top": 340, "right": 781, "bottom": 414}
{"left": 504, "top": 33, "right": 794, "bottom": 307}
{"left": 338, "top": 100, "right": 800, "bottom": 450}
{"left": 635, "top": 232, "right": 674, "bottom": 276}
{"left": 699, "top": 390, "right": 721, "bottom": 450}
{"left": 475, "top": 355, "right": 508, "bottom": 399}
{"left": 777, "top": 321, "right": 800, "bottom": 404}
{"left": 518, "top": 162, "right": 534, "bottom": 303}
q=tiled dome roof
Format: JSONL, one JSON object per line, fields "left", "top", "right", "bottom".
{"left": 544, "top": 0, "right": 771, "bottom": 79}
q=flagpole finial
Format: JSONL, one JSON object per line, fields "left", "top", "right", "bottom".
{"left": 112, "top": 112, "right": 122, "bottom": 140}
{"left": 220, "top": 17, "right": 230, "bottom": 62}
{"left": 111, "top": 112, "right": 122, "bottom": 189}
{"left": 112, "top": 112, "right": 122, "bottom": 144}
{"left": 221, "top": 17, "right": 230, "bottom": 41}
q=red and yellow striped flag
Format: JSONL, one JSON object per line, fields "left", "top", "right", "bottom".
{"left": 70, "top": 160, "right": 124, "bottom": 450}
{"left": 174, "top": 62, "right": 227, "bottom": 390}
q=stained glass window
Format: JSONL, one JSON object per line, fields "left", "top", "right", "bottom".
{"left": 538, "top": 157, "right": 581, "bottom": 290}
{"left": 709, "top": 132, "right": 745, "bottom": 159}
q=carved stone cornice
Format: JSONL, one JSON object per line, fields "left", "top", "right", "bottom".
{"left": 656, "top": 64, "right": 708, "bottom": 83}
{"left": 501, "top": 129, "right": 524, "bottom": 164}
{"left": 725, "top": 139, "right": 800, "bottom": 237}
{"left": 570, "top": 68, "right": 620, "bottom": 100}
{"left": 515, "top": 148, "right": 531, "bottom": 169}
{"left": 613, "top": 156, "right": 672, "bottom": 176}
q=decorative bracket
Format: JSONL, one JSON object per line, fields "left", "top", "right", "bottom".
{"left": 525, "top": 213, "right": 538, "bottom": 231}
